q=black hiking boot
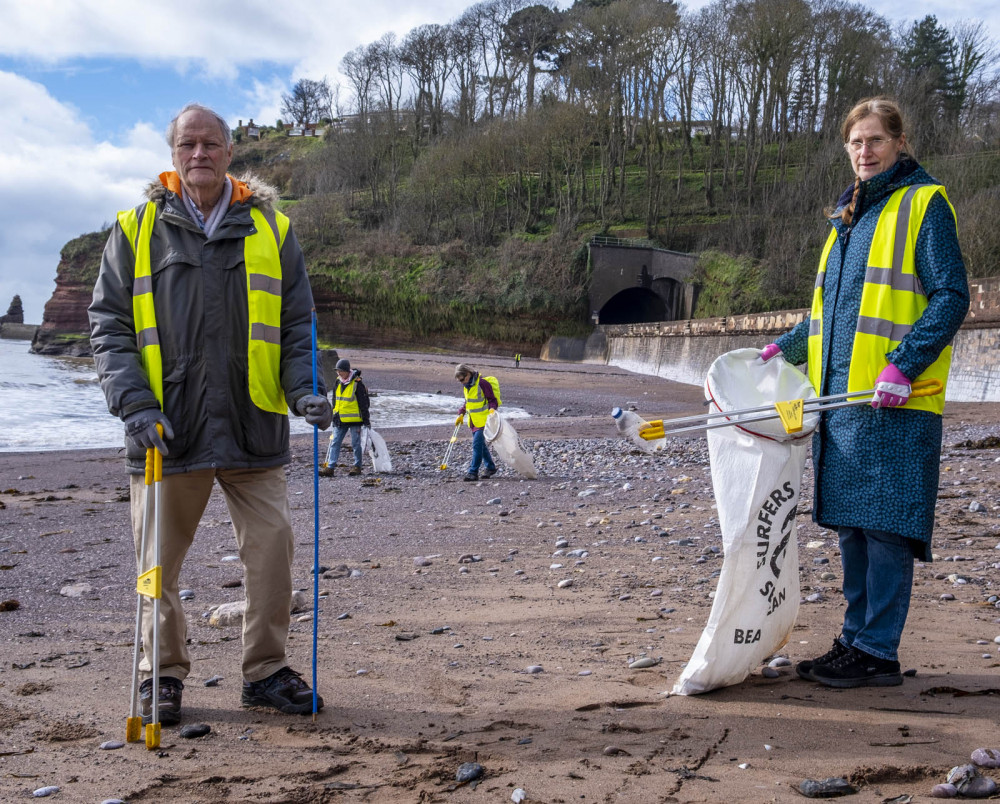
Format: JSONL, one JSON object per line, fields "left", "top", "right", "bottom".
{"left": 139, "top": 676, "right": 183, "bottom": 726}
{"left": 796, "top": 637, "right": 851, "bottom": 681}
{"left": 463, "top": 472, "right": 478, "bottom": 482}
{"left": 480, "top": 467, "right": 497, "bottom": 479}
{"left": 811, "top": 646, "right": 903, "bottom": 688}
{"left": 241, "top": 667, "right": 323, "bottom": 714}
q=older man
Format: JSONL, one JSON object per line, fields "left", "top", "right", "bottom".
{"left": 89, "top": 103, "right": 332, "bottom": 726}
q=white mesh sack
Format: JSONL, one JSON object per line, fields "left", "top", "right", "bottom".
{"left": 673, "top": 348, "right": 818, "bottom": 695}
{"left": 360, "top": 426, "right": 393, "bottom": 473}
{"left": 483, "top": 411, "right": 537, "bottom": 479}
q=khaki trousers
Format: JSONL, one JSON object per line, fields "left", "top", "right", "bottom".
{"left": 130, "top": 466, "right": 294, "bottom": 683}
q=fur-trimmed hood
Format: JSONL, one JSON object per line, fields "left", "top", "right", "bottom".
{"left": 144, "top": 171, "right": 279, "bottom": 213}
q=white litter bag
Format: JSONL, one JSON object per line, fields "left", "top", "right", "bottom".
{"left": 360, "top": 426, "right": 393, "bottom": 473}
{"left": 673, "top": 349, "right": 818, "bottom": 695}
{"left": 483, "top": 411, "right": 538, "bottom": 479}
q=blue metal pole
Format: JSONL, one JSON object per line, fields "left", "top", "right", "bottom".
{"left": 310, "top": 309, "right": 320, "bottom": 719}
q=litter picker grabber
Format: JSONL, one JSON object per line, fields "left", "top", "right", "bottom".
{"left": 439, "top": 414, "right": 464, "bottom": 470}
{"left": 127, "top": 426, "right": 164, "bottom": 749}
{"left": 639, "top": 378, "right": 943, "bottom": 440}
{"left": 126, "top": 444, "right": 155, "bottom": 744}
{"left": 310, "top": 310, "right": 321, "bottom": 720}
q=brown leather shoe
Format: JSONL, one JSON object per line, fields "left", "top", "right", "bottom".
{"left": 348, "top": 465, "right": 362, "bottom": 476}
{"left": 139, "top": 676, "right": 183, "bottom": 726}
{"left": 318, "top": 465, "right": 334, "bottom": 477}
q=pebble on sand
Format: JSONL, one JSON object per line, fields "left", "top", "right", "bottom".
{"left": 798, "top": 777, "right": 855, "bottom": 798}
{"left": 180, "top": 723, "right": 211, "bottom": 739}
{"left": 971, "top": 747, "right": 1000, "bottom": 768}
{"left": 456, "top": 762, "right": 485, "bottom": 783}
{"left": 33, "top": 787, "right": 60, "bottom": 798}
{"left": 99, "top": 740, "right": 125, "bottom": 750}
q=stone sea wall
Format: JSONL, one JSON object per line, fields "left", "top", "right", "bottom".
{"left": 545, "top": 277, "right": 1000, "bottom": 403}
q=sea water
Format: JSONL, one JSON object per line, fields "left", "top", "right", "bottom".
{"left": 0, "top": 339, "right": 528, "bottom": 452}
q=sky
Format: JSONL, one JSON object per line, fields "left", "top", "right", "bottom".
{"left": 1, "top": 0, "right": 997, "bottom": 325}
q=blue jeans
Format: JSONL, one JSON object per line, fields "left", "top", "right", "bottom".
{"left": 468, "top": 428, "right": 496, "bottom": 474}
{"left": 325, "top": 425, "right": 363, "bottom": 469}
{"left": 838, "top": 527, "right": 914, "bottom": 661}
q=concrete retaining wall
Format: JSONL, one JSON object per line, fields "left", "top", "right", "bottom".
{"left": 545, "top": 278, "right": 1000, "bottom": 402}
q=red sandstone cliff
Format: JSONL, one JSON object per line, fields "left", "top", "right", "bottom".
{"left": 31, "top": 230, "right": 105, "bottom": 356}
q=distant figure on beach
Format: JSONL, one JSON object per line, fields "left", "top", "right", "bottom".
{"left": 455, "top": 363, "right": 499, "bottom": 481}
{"left": 514, "top": 353, "right": 521, "bottom": 368}
{"left": 319, "top": 357, "right": 370, "bottom": 477}
{"left": 760, "top": 97, "right": 969, "bottom": 688}
{"left": 88, "top": 102, "right": 332, "bottom": 726}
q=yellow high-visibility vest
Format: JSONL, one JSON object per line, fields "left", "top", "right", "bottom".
{"left": 116, "top": 201, "right": 290, "bottom": 414}
{"left": 807, "top": 184, "right": 954, "bottom": 415}
{"left": 334, "top": 378, "right": 362, "bottom": 424}
{"left": 463, "top": 374, "right": 490, "bottom": 428}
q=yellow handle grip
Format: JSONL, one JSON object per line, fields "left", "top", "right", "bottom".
{"left": 638, "top": 421, "right": 665, "bottom": 441}
{"left": 455, "top": 414, "right": 464, "bottom": 426}
{"left": 910, "top": 378, "right": 943, "bottom": 398}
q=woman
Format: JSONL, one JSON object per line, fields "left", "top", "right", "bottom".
{"left": 455, "top": 363, "right": 499, "bottom": 481}
{"left": 760, "top": 97, "right": 969, "bottom": 688}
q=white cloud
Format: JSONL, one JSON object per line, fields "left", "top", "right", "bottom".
{"left": 0, "top": 71, "right": 168, "bottom": 323}
{"left": 0, "top": 1, "right": 478, "bottom": 80}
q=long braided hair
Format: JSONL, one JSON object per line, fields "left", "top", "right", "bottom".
{"left": 829, "top": 97, "right": 907, "bottom": 225}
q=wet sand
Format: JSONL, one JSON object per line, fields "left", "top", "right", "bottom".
{"left": 1, "top": 349, "right": 999, "bottom": 803}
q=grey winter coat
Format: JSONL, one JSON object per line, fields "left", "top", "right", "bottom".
{"left": 776, "top": 157, "right": 969, "bottom": 554}
{"left": 89, "top": 172, "right": 324, "bottom": 475}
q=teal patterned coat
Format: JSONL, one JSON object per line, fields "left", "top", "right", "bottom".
{"left": 776, "top": 157, "right": 969, "bottom": 556}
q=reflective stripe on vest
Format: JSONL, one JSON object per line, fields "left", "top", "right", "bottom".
{"left": 118, "top": 201, "right": 290, "bottom": 414}
{"left": 245, "top": 206, "right": 289, "bottom": 414}
{"left": 118, "top": 203, "right": 163, "bottom": 407}
{"left": 463, "top": 374, "right": 489, "bottom": 428}
{"left": 807, "top": 184, "right": 954, "bottom": 414}
{"left": 335, "top": 378, "right": 362, "bottom": 424}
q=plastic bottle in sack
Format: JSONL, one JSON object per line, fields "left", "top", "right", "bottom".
{"left": 611, "top": 407, "right": 664, "bottom": 453}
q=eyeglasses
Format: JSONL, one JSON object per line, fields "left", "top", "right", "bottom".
{"left": 844, "top": 136, "right": 895, "bottom": 153}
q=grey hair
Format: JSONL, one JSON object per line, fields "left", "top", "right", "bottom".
{"left": 166, "top": 103, "right": 232, "bottom": 149}
{"left": 455, "top": 363, "right": 476, "bottom": 379}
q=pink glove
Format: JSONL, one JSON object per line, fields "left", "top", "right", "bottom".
{"left": 759, "top": 343, "right": 782, "bottom": 363}
{"left": 871, "top": 364, "right": 911, "bottom": 409}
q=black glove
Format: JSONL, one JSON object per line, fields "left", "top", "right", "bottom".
{"left": 332, "top": 413, "right": 342, "bottom": 428}
{"left": 296, "top": 394, "right": 333, "bottom": 430}
{"left": 123, "top": 409, "right": 174, "bottom": 455}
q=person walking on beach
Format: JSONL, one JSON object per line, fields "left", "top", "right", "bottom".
{"left": 319, "top": 358, "right": 370, "bottom": 477}
{"left": 455, "top": 363, "right": 499, "bottom": 481}
{"left": 88, "top": 103, "right": 333, "bottom": 726}
{"left": 759, "top": 97, "right": 969, "bottom": 688}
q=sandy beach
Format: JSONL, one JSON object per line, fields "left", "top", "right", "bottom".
{"left": 1, "top": 349, "right": 999, "bottom": 803}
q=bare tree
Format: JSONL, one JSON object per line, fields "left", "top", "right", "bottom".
{"left": 280, "top": 77, "right": 334, "bottom": 127}
{"left": 400, "top": 23, "right": 455, "bottom": 146}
